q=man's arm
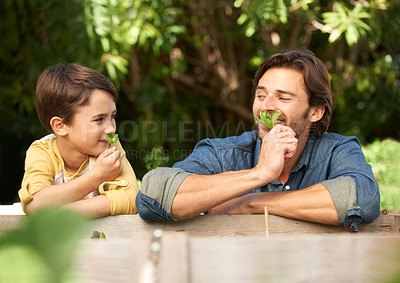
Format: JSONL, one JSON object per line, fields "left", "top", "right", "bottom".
{"left": 171, "top": 169, "right": 268, "bottom": 219}
{"left": 207, "top": 183, "right": 339, "bottom": 225}
{"left": 171, "top": 125, "right": 304, "bottom": 219}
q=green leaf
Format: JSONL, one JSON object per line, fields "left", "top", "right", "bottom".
{"left": 0, "top": 208, "right": 89, "bottom": 283}
{"left": 106, "top": 134, "right": 119, "bottom": 147}
{"left": 91, "top": 231, "right": 107, "bottom": 239}
{"left": 255, "top": 110, "right": 280, "bottom": 129}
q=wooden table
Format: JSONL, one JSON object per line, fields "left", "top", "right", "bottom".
{"left": 1, "top": 211, "right": 399, "bottom": 282}
{"left": 73, "top": 233, "right": 400, "bottom": 283}
{"left": 83, "top": 211, "right": 400, "bottom": 238}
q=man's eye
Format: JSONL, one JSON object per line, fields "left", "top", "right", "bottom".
{"left": 111, "top": 114, "right": 117, "bottom": 120}
{"left": 95, "top": 118, "right": 103, "bottom": 122}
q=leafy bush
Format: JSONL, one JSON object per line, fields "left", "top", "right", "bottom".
{"left": 144, "top": 146, "right": 170, "bottom": 172}
{"left": 362, "top": 139, "right": 400, "bottom": 210}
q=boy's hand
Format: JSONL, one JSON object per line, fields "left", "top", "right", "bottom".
{"left": 93, "top": 147, "right": 122, "bottom": 183}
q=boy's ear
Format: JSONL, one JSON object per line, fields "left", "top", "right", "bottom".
{"left": 50, "top": 117, "right": 68, "bottom": 136}
{"left": 308, "top": 106, "right": 325, "bottom": 122}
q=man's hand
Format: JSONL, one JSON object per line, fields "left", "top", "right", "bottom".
{"left": 92, "top": 147, "right": 122, "bottom": 183}
{"left": 255, "top": 124, "right": 298, "bottom": 183}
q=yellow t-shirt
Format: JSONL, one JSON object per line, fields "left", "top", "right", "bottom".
{"left": 19, "top": 134, "right": 139, "bottom": 215}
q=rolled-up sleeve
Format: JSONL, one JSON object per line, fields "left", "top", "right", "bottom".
{"left": 100, "top": 141, "right": 139, "bottom": 215}
{"left": 136, "top": 167, "right": 191, "bottom": 221}
{"left": 322, "top": 137, "right": 380, "bottom": 226}
{"left": 19, "top": 146, "right": 55, "bottom": 214}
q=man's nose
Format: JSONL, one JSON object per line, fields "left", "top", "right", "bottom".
{"left": 261, "top": 94, "right": 277, "bottom": 111}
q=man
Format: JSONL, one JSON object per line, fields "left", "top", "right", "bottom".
{"left": 136, "top": 49, "right": 380, "bottom": 229}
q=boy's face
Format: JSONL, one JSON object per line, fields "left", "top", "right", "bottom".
{"left": 65, "top": 89, "right": 117, "bottom": 157}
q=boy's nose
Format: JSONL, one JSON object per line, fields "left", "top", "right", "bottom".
{"left": 105, "top": 121, "right": 116, "bottom": 135}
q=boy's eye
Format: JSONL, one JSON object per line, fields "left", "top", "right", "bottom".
{"left": 95, "top": 117, "right": 103, "bottom": 122}
{"left": 111, "top": 114, "right": 117, "bottom": 120}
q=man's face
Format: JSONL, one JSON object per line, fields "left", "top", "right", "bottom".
{"left": 252, "top": 67, "right": 314, "bottom": 141}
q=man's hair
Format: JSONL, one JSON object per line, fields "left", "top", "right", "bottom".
{"left": 254, "top": 49, "right": 333, "bottom": 136}
{"left": 36, "top": 63, "right": 118, "bottom": 133}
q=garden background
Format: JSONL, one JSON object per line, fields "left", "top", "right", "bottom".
{"left": 1, "top": 0, "right": 399, "bottom": 210}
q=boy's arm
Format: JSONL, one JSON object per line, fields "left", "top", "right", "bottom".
{"left": 62, "top": 195, "right": 111, "bottom": 218}
{"left": 23, "top": 147, "right": 122, "bottom": 215}
{"left": 98, "top": 141, "right": 139, "bottom": 215}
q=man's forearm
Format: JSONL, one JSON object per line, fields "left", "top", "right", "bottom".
{"left": 209, "top": 183, "right": 339, "bottom": 225}
{"left": 171, "top": 169, "right": 272, "bottom": 220}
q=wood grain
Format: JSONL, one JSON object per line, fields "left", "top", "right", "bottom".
{"left": 71, "top": 233, "right": 400, "bottom": 283}
{"left": 1, "top": 211, "right": 399, "bottom": 283}
{"left": 1, "top": 211, "right": 399, "bottom": 238}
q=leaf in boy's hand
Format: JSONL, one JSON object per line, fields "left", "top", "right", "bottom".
{"left": 106, "top": 134, "right": 119, "bottom": 147}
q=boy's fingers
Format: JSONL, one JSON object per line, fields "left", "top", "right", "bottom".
{"left": 104, "top": 149, "right": 121, "bottom": 163}
{"left": 99, "top": 146, "right": 117, "bottom": 159}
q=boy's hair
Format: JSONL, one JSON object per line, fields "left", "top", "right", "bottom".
{"left": 254, "top": 49, "right": 333, "bottom": 136}
{"left": 36, "top": 63, "right": 118, "bottom": 133}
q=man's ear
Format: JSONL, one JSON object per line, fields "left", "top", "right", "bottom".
{"left": 50, "top": 117, "right": 68, "bottom": 136}
{"left": 308, "top": 106, "right": 325, "bottom": 122}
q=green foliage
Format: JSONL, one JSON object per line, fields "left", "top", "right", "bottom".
{"left": 1, "top": 0, "right": 400, "bottom": 201}
{"left": 321, "top": 2, "right": 371, "bottom": 45}
{"left": 255, "top": 110, "right": 280, "bottom": 129}
{"left": 81, "top": 0, "right": 185, "bottom": 82}
{"left": 144, "top": 146, "right": 170, "bottom": 171}
{"left": 91, "top": 230, "right": 107, "bottom": 239}
{"left": 235, "top": 0, "right": 288, "bottom": 36}
{"left": 362, "top": 139, "right": 400, "bottom": 210}
{"left": 105, "top": 134, "right": 119, "bottom": 147}
{"left": 0, "top": 207, "right": 89, "bottom": 283}
{"left": 385, "top": 254, "right": 400, "bottom": 283}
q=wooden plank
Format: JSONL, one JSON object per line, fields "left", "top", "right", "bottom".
{"left": 86, "top": 214, "right": 267, "bottom": 238}
{"left": 158, "top": 232, "right": 189, "bottom": 283}
{"left": 72, "top": 237, "right": 151, "bottom": 283}
{"left": 1, "top": 211, "right": 399, "bottom": 239}
{"left": 84, "top": 213, "right": 400, "bottom": 239}
{"left": 1, "top": 212, "right": 399, "bottom": 282}
{"left": 189, "top": 234, "right": 400, "bottom": 283}
{"left": 0, "top": 215, "right": 25, "bottom": 236}
{"left": 71, "top": 233, "right": 400, "bottom": 283}
{"left": 72, "top": 232, "right": 189, "bottom": 283}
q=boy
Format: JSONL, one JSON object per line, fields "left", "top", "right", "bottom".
{"left": 19, "top": 63, "right": 138, "bottom": 217}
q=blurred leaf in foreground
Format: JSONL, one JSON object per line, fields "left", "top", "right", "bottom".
{"left": 0, "top": 207, "right": 89, "bottom": 283}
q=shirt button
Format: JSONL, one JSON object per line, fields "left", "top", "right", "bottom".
{"left": 285, "top": 185, "right": 290, "bottom": 191}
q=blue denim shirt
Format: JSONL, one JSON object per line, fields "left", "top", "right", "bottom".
{"left": 136, "top": 130, "right": 380, "bottom": 226}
